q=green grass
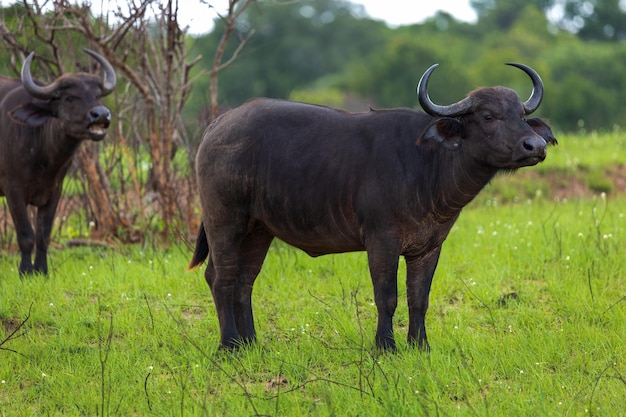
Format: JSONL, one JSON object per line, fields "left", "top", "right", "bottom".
{"left": 2, "top": 130, "right": 626, "bottom": 415}
{"left": 1, "top": 194, "right": 625, "bottom": 416}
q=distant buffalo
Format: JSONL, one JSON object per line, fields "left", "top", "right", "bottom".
{"left": 189, "top": 63, "right": 557, "bottom": 351}
{"left": 0, "top": 49, "right": 116, "bottom": 275}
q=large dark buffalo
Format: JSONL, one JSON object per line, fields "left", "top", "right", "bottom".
{"left": 0, "top": 49, "right": 116, "bottom": 276}
{"left": 189, "top": 63, "right": 557, "bottom": 351}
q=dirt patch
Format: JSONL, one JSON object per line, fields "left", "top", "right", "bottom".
{"left": 1, "top": 316, "right": 29, "bottom": 337}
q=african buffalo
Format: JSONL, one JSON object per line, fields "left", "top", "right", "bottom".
{"left": 0, "top": 49, "right": 116, "bottom": 276}
{"left": 188, "top": 63, "right": 557, "bottom": 351}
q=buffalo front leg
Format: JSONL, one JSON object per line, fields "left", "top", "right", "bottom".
{"left": 366, "top": 239, "right": 401, "bottom": 351}
{"left": 34, "top": 194, "right": 62, "bottom": 275}
{"left": 405, "top": 246, "right": 441, "bottom": 351}
{"left": 5, "top": 191, "right": 35, "bottom": 275}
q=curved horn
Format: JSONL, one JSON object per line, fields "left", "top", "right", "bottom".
{"left": 417, "top": 63, "right": 474, "bottom": 117}
{"left": 505, "top": 62, "right": 543, "bottom": 115}
{"left": 21, "top": 52, "right": 62, "bottom": 99}
{"left": 84, "top": 48, "right": 117, "bottom": 96}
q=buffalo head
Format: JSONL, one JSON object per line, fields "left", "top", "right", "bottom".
{"left": 417, "top": 63, "right": 557, "bottom": 170}
{"left": 10, "top": 49, "right": 117, "bottom": 141}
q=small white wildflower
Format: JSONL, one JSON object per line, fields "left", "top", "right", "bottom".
{"left": 167, "top": 293, "right": 172, "bottom": 298}
{"left": 519, "top": 370, "right": 524, "bottom": 374}
{"left": 42, "top": 373, "right": 47, "bottom": 378}
{"left": 1, "top": 380, "right": 5, "bottom": 384}
{"left": 148, "top": 366, "right": 154, "bottom": 371}
{"left": 49, "top": 303, "right": 54, "bottom": 307}
{"left": 578, "top": 232, "right": 584, "bottom": 238}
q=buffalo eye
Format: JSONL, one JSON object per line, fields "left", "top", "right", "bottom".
{"left": 483, "top": 114, "right": 493, "bottom": 122}
{"left": 64, "top": 96, "right": 77, "bottom": 103}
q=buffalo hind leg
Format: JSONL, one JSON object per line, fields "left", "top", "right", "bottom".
{"left": 366, "top": 238, "right": 401, "bottom": 351}
{"left": 233, "top": 228, "right": 274, "bottom": 345}
{"left": 204, "top": 254, "right": 241, "bottom": 350}
{"left": 405, "top": 247, "right": 441, "bottom": 351}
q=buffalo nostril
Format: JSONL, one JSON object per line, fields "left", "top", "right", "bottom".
{"left": 522, "top": 137, "right": 546, "bottom": 153}
{"left": 89, "top": 106, "right": 111, "bottom": 123}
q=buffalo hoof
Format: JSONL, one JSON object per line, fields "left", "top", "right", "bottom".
{"left": 375, "top": 336, "right": 397, "bottom": 352}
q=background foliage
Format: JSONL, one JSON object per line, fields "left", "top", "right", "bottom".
{"left": 1, "top": 0, "right": 626, "bottom": 239}
{"left": 186, "top": 0, "right": 626, "bottom": 134}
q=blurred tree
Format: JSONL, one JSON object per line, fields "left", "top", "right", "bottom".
{"left": 472, "top": 0, "right": 626, "bottom": 40}
{"left": 542, "top": 41, "right": 626, "bottom": 130}
{"left": 182, "top": 0, "right": 626, "bottom": 134}
{"left": 471, "top": 0, "right": 554, "bottom": 29}
{"left": 185, "top": 0, "right": 391, "bottom": 128}
{"left": 559, "top": 0, "right": 626, "bottom": 40}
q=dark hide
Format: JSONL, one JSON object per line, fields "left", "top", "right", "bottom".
{"left": 189, "top": 87, "right": 556, "bottom": 351}
{"left": 0, "top": 54, "right": 115, "bottom": 276}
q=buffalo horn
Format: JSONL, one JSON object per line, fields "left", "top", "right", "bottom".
{"left": 83, "top": 48, "right": 117, "bottom": 96}
{"left": 21, "top": 49, "right": 117, "bottom": 100}
{"left": 505, "top": 62, "right": 543, "bottom": 115}
{"left": 417, "top": 64, "right": 474, "bottom": 117}
{"left": 21, "top": 52, "right": 62, "bottom": 99}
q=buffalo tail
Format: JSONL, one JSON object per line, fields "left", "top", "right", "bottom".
{"left": 187, "top": 221, "right": 209, "bottom": 270}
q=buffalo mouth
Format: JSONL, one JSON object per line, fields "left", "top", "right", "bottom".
{"left": 513, "top": 153, "right": 546, "bottom": 167}
{"left": 87, "top": 122, "right": 109, "bottom": 141}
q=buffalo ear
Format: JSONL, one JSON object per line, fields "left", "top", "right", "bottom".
{"left": 417, "top": 118, "right": 463, "bottom": 151}
{"left": 10, "top": 103, "right": 52, "bottom": 127}
{"left": 527, "top": 118, "right": 558, "bottom": 146}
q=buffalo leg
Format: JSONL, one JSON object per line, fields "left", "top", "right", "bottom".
{"left": 205, "top": 216, "right": 252, "bottom": 350}
{"left": 234, "top": 228, "right": 274, "bottom": 344}
{"left": 33, "top": 193, "right": 61, "bottom": 275}
{"left": 405, "top": 246, "right": 441, "bottom": 351}
{"left": 204, "top": 253, "right": 241, "bottom": 350}
{"left": 366, "top": 239, "right": 400, "bottom": 350}
{"left": 5, "top": 191, "right": 35, "bottom": 275}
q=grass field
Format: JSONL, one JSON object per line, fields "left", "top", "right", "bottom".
{"left": 1, "top": 131, "right": 626, "bottom": 416}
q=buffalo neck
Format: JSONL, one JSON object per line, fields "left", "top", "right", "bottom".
{"left": 426, "top": 148, "right": 497, "bottom": 223}
{"left": 40, "top": 121, "right": 83, "bottom": 171}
